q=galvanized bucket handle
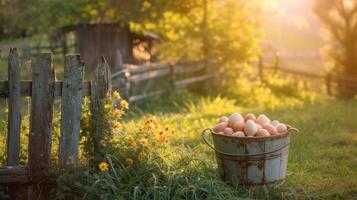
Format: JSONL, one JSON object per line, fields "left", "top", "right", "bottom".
{"left": 202, "top": 128, "right": 298, "bottom": 157}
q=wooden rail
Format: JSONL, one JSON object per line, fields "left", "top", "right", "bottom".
{"left": 0, "top": 81, "right": 91, "bottom": 97}
{"left": 112, "top": 59, "right": 216, "bottom": 103}
{"left": 258, "top": 54, "right": 357, "bottom": 96}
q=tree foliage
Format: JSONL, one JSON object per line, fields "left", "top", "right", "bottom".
{"left": 314, "top": 0, "right": 357, "bottom": 96}
{"left": 1, "top": 0, "right": 262, "bottom": 79}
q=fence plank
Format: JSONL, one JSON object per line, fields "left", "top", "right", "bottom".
{"left": 175, "top": 73, "right": 214, "bottom": 89}
{"left": 0, "top": 166, "right": 28, "bottom": 184}
{"left": 126, "top": 63, "right": 170, "bottom": 74}
{"left": 124, "top": 68, "right": 131, "bottom": 100}
{"left": 90, "top": 56, "right": 111, "bottom": 162}
{"left": 173, "top": 62, "right": 205, "bottom": 74}
{"left": 28, "top": 53, "right": 55, "bottom": 199}
{"left": 7, "top": 48, "right": 21, "bottom": 166}
{"left": 6, "top": 48, "right": 22, "bottom": 200}
{"left": 129, "top": 68, "right": 170, "bottom": 83}
{"left": 0, "top": 166, "right": 28, "bottom": 185}
{"left": 58, "top": 55, "right": 85, "bottom": 168}
{"left": 0, "top": 80, "right": 91, "bottom": 97}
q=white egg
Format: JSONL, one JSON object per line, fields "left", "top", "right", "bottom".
{"left": 228, "top": 113, "right": 244, "bottom": 127}
{"left": 244, "top": 120, "right": 258, "bottom": 136}
{"left": 256, "top": 129, "right": 270, "bottom": 137}
{"left": 256, "top": 123, "right": 262, "bottom": 130}
{"left": 271, "top": 120, "right": 280, "bottom": 127}
{"left": 276, "top": 123, "right": 287, "bottom": 134}
{"left": 233, "top": 121, "right": 245, "bottom": 132}
{"left": 212, "top": 122, "right": 228, "bottom": 133}
{"left": 224, "top": 127, "right": 234, "bottom": 135}
{"left": 262, "top": 124, "right": 278, "bottom": 135}
{"left": 257, "top": 114, "right": 271, "bottom": 126}
{"left": 218, "top": 116, "right": 229, "bottom": 123}
{"left": 244, "top": 113, "right": 256, "bottom": 122}
{"left": 232, "top": 131, "right": 245, "bottom": 137}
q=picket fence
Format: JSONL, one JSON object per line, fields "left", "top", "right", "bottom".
{"left": 0, "top": 48, "right": 215, "bottom": 199}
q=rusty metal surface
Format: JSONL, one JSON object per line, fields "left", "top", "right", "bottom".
{"left": 207, "top": 128, "right": 292, "bottom": 187}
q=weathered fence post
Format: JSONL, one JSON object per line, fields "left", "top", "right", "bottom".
{"left": 7, "top": 48, "right": 22, "bottom": 199}
{"left": 7, "top": 48, "right": 21, "bottom": 166}
{"left": 28, "top": 53, "right": 55, "bottom": 199}
{"left": 90, "top": 56, "right": 111, "bottom": 164}
{"left": 59, "top": 55, "right": 85, "bottom": 169}
{"left": 124, "top": 67, "right": 131, "bottom": 101}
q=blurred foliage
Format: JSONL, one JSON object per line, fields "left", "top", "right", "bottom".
{"left": 314, "top": 0, "right": 357, "bottom": 96}
{"left": 220, "top": 65, "right": 317, "bottom": 110}
{"left": 0, "top": 0, "right": 262, "bottom": 69}
{"left": 131, "top": 0, "right": 262, "bottom": 64}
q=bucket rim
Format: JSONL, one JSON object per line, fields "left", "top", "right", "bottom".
{"left": 210, "top": 125, "right": 296, "bottom": 141}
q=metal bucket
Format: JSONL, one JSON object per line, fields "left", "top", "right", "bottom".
{"left": 202, "top": 127, "right": 298, "bottom": 187}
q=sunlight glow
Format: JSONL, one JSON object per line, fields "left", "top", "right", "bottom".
{"left": 262, "top": 0, "right": 280, "bottom": 13}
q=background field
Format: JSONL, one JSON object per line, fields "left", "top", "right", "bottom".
{"left": 115, "top": 94, "right": 357, "bottom": 199}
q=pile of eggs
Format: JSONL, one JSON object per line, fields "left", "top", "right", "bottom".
{"left": 212, "top": 113, "right": 288, "bottom": 137}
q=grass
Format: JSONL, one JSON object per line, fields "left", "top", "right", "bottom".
{"left": 116, "top": 94, "right": 357, "bottom": 200}
{"left": 0, "top": 90, "right": 356, "bottom": 199}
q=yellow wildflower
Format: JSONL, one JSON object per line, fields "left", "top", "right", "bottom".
{"left": 128, "top": 141, "right": 137, "bottom": 148}
{"left": 98, "top": 162, "right": 109, "bottom": 171}
{"left": 113, "top": 91, "right": 121, "bottom": 99}
{"left": 126, "top": 158, "right": 134, "bottom": 166}
{"left": 120, "top": 100, "right": 129, "bottom": 109}
{"left": 113, "top": 122, "right": 122, "bottom": 130}
{"left": 159, "top": 134, "right": 166, "bottom": 142}
{"left": 4, "top": 108, "right": 9, "bottom": 113}
{"left": 113, "top": 109, "right": 123, "bottom": 117}
{"left": 145, "top": 122, "right": 154, "bottom": 130}
{"left": 139, "top": 138, "right": 148, "bottom": 146}
{"left": 138, "top": 152, "right": 145, "bottom": 161}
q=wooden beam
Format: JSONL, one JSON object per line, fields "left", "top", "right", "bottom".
{"left": 0, "top": 166, "right": 28, "bottom": 184}
{"left": 175, "top": 74, "right": 215, "bottom": 89}
{"left": 90, "top": 56, "right": 111, "bottom": 163}
{"left": 7, "top": 48, "right": 21, "bottom": 166}
{"left": 28, "top": 53, "right": 55, "bottom": 199}
{"left": 129, "top": 68, "right": 170, "bottom": 83}
{"left": 125, "top": 63, "right": 170, "bottom": 74}
{"left": 58, "top": 55, "right": 85, "bottom": 168}
{"left": 0, "top": 81, "right": 91, "bottom": 97}
{"left": 6, "top": 48, "right": 22, "bottom": 200}
{"left": 173, "top": 62, "right": 205, "bottom": 74}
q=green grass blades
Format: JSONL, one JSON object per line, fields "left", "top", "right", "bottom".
{"left": 48, "top": 95, "right": 357, "bottom": 200}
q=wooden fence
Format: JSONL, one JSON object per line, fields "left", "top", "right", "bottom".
{"left": 0, "top": 48, "right": 109, "bottom": 199}
{"left": 111, "top": 60, "right": 216, "bottom": 103}
{"left": 258, "top": 53, "right": 357, "bottom": 96}
{"left": 0, "top": 48, "right": 215, "bottom": 199}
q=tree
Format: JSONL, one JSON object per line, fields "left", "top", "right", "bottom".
{"left": 1, "top": 0, "right": 262, "bottom": 86}
{"left": 314, "top": 0, "right": 357, "bottom": 97}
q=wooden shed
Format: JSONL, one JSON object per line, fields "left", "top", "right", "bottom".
{"left": 58, "top": 23, "right": 159, "bottom": 71}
